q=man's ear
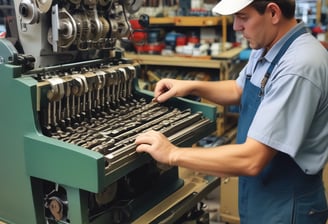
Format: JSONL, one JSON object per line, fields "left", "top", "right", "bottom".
{"left": 267, "top": 2, "right": 281, "bottom": 24}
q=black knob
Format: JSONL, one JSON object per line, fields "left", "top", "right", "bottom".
{"left": 138, "top": 14, "right": 149, "bottom": 28}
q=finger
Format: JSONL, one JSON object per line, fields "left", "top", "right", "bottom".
{"left": 154, "top": 81, "right": 171, "bottom": 99}
{"left": 156, "top": 90, "right": 176, "bottom": 103}
{"left": 135, "top": 131, "right": 157, "bottom": 146}
{"left": 154, "top": 89, "right": 167, "bottom": 102}
{"left": 135, "top": 133, "right": 150, "bottom": 145}
{"left": 135, "top": 143, "right": 151, "bottom": 153}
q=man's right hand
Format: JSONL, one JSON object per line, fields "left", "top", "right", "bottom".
{"left": 153, "top": 78, "right": 191, "bottom": 103}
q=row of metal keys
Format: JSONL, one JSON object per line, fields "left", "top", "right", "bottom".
{"left": 40, "top": 64, "right": 137, "bottom": 136}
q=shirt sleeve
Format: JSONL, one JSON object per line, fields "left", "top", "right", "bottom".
{"left": 248, "top": 74, "right": 321, "bottom": 159}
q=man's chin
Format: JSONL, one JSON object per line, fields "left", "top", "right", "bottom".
{"left": 248, "top": 42, "right": 260, "bottom": 50}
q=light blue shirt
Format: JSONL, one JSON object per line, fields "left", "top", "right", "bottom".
{"left": 236, "top": 22, "right": 328, "bottom": 174}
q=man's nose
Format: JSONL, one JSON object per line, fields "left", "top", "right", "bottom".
{"left": 233, "top": 19, "right": 243, "bottom": 31}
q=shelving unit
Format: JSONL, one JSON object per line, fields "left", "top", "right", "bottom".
{"left": 125, "top": 46, "right": 243, "bottom": 77}
{"left": 147, "top": 15, "right": 233, "bottom": 51}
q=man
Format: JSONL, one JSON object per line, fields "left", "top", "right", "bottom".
{"left": 135, "top": 0, "right": 328, "bottom": 223}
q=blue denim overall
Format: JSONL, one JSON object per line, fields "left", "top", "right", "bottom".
{"left": 236, "top": 27, "right": 328, "bottom": 224}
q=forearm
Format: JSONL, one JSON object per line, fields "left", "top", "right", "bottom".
{"left": 170, "top": 145, "right": 249, "bottom": 177}
{"left": 189, "top": 80, "right": 241, "bottom": 105}
{"left": 170, "top": 139, "right": 276, "bottom": 177}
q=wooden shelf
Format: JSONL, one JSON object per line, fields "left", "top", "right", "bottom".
{"left": 212, "top": 47, "right": 244, "bottom": 60}
{"left": 149, "top": 16, "right": 224, "bottom": 27}
{"left": 174, "top": 16, "right": 222, "bottom": 27}
{"left": 149, "top": 17, "right": 175, "bottom": 25}
{"left": 125, "top": 47, "right": 244, "bottom": 69}
{"left": 125, "top": 53, "right": 222, "bottom": 69}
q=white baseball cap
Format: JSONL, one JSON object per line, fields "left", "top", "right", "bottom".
{"left": 212, "top": 0, "right": 254, "bottom": 15}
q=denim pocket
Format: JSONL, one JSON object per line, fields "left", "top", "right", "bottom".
{"left": 293, "top": 186, "right": 328, "bottom": 224}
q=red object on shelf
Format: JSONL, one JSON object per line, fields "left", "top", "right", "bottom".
{"left": 312, "top": 26, "right": 324, "bottom": 34}
{"left": 130, "top": 19, "right": 148, "bottom": 45}
{"left": 134, "top": 45, "right": 145, "bottom": 53}
{"left": 143, "top": 43, "right": 165, "bottom": 54}
{"left": 134, "top": 43, "right": 165, "bottom": 54}
{"left": 176, "top": 36, "right": 187, "bottom": 46}
{"left": 187, "top": 35, "right": 200, "bottom": 45}
{"left": 129, "top": 19, "right": 143, "bottom": 30}
{"left": 131, "top": 31, "right": 147, "bottom": 43}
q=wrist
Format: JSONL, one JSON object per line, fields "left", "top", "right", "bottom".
{"left": 189, "top": 80, "right": 202, "bottom": 96}
{"left": 169, "top": 147, "right": 180, "bottom": 166}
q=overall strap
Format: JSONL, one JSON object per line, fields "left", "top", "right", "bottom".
{"left": 259, "top": 27, "right": 308, "bottom": 96}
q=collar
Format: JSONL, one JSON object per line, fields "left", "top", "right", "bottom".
{"left": 261, "top": 21, "right": 307, "bottom": 64}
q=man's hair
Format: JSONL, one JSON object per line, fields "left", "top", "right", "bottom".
{"left": 251, "top": 0, "right": 295, "bottom": 19}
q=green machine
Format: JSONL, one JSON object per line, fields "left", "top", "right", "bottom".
{"left": 0, "top": 1, "right": 219, "bottom": 223}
